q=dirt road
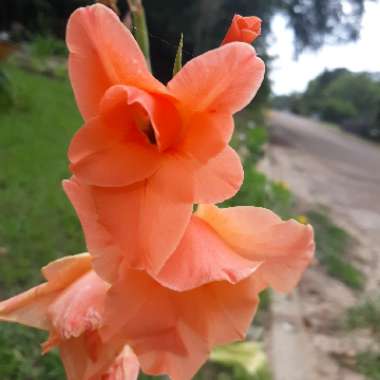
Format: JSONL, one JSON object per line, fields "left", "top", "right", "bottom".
{"left": 261, "top": 111, "right": 380, "bottom": 380}
{"left": 264, "top": 110, "right": 380, "bottom": 283}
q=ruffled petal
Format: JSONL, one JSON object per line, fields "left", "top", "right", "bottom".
{"left": 155, "top": 216, "right": 259, "bottom": 291}
{"left": 67, "top": 4, "right": 166, "bottom": 120}
{"left": 168, "top": 42, "right": 265, "bottom": 115}
{"left": 197, "top": 204, "right": 315, "bottom": 292}
{"left": 191, "top": 146, "right": 243, "bottom": 203}
{"left": 101, "top": 269, "right": 260, "bottom": 380}
{"left": 100, "top": 85, "right": 181, "bottom": 152}
{"left": 48, "top": 271, "right": 109, "bottom": 340}
{"left": 69, "top": 117, "right": 162, "bottom": 187}
{"left": 0, "top": 254, "right": 92, "bottom": 330}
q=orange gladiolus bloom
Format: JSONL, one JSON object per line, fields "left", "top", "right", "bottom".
{"left": 0, "top": 254, "right": 140, "bottom": 380}
{"left": 65, "top": 4, "right": 265, "bottom": 278}
{"left": 222, "top": 14, "right": 262, "bottom": 45}
{"left": 63, "top": 177, "right": 314, "bottom": 379}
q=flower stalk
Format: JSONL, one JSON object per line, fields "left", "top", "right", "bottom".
{"left": 127, "top": 0, "right": 151, "bottom": 70}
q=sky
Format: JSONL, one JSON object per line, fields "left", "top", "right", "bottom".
{"left": 268, "top": 1, "right": 380, "bottom": 95}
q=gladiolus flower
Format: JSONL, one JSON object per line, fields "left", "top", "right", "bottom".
{"left": 222, "top": 14, "right": 262, "bottom": 45}
{"left": 0, "top": 254, "right": 140, "bottom": 380}
{"left": 63, "top": 177, "right": 314, "bottom": 379}
{"left": 65, "top": 4, "right": 265, "bottom": 278}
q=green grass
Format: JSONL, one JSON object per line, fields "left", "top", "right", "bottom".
{"left": 0, "top": 65, "right": 84, "bottom": 291}
{"left": 345, "top": 296, "right": 380, "bottom": 335}
{"left": 0, "top": 65, "right": 84, "bottom": 379}
{"left": 307, "top": 210, "right": 364, "bottom": 289}
{"left": 226, "top": 165, "right": 294, "bottom": 219}
{"left": 355, "top": 352, "right": 380, "bottom": 380}
{"left": 344, "top": 298, "right": 380, "bottom": 379}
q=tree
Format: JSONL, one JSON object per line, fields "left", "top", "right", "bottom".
{"left": 279, "top": 68, "right": 380, "bottom": 140}
{"left": 0, "top": 0, "right": 375, "bottom": 85}
{"left": 278, "top": 0, "right": 366, "bottom": 54}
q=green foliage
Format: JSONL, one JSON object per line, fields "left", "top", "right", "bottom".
{"left": 245, "top": 126, "right": 269, "bottom": 164}
{"left": 0, "top": 65, "right": 83, "bottom": 378}
{"left": 259, "top": 289, "right": 271, "bottom": 312}
{"left": 0, "top": 326, "right": 65, "bottom": 380}
{"left": 306, "top": 211, "right": 364, "bottom": 289}
{"left": 138, "top": 375, "right": 165, "bottom": 379}
{"left": 208, "top": 342, "right": 272, "bottom": 380}
{"left": 345, "top": 296, "right": 380, "bottom": 335}
{"left": 355, "top": 351, "right": 380, "bottom": 380}
{"left": 321, "top": 96, "right": 357, "bottom": 122}
{"left": 0, "top": 68, "right": 13, "bottom": 109}
{"left": 30, "top": 34, "right": 67, "bottom": 58}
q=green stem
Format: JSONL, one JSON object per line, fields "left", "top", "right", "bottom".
{"left": 127, "top": 0, "right": 151, "bottom": 70}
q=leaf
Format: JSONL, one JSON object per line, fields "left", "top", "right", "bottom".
{"left": 172, "top": 33, "right": 184, "bottom": 77}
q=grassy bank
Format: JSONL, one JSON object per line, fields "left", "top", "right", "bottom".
{"left": 0, "top": 65, "right": 83, "bottom": 379}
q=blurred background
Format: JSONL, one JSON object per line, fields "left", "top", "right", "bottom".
{"left": 0, "top": 0, "right": 379, "bottom": 379}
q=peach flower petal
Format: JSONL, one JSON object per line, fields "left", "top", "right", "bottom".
{"left": 101, "top": 269, "right": 260, "bottom": 380}
{"left": 63, "top": 169, "right": 193, "bottom": 278}
{"left": 90, "top": 169, "right": 193, "bottom": 274}
{"left": 0, "top": 254, "right": 92, "bottom": 330}
{"left": 155, "top": 216, "right": 259, "bottom": 291}
{"left": 63, "top": 179, "right": 123, "bottom": 282}
{"left": 69, "top": 121, "right": 162, "bottom": 187}
{"left": 67, "top": 4, "right": 166, "bottom": 120}
{"left": 178, "top": 112, "right": 234, "bottom": 162}
{"left": 168, "top": 42, "right": 265, "bottom": 114}
{"left": 197, "top": 204, "right": 315, "bottom": 292}
{"left": 191, "top": 146, "right": 244, "bottom": 203}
